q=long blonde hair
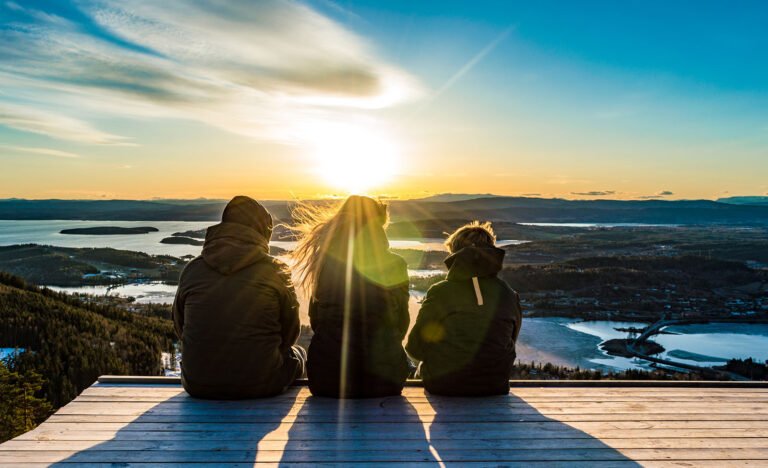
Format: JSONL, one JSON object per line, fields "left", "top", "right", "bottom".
{"left": 290, "top": 195, "right": 390, "bottom": 297}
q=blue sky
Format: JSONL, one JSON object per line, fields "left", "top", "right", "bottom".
{"left": 1, "top": 0, "right": 767, "bottom": 199}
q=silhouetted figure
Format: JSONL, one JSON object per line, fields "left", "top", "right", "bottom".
{"left": 292, "top": 196, "right": 409, "bottom": 398}
{"left": 407, "top": 221, "right": 522, "bottom": 396}
{"left": 172, "top": 196, "right": 304, "bottom": 399}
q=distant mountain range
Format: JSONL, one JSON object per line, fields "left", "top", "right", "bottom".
{"left": 717, "top": 196, "right": 768, "bottom": 206}
{"left": 1, "top": 196, "right": 767, "bottom": 225}
{"left": 412, "top": 193, "right": 501, "bottom": 202}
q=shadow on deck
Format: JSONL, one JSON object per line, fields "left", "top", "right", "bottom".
{"left": 1, "top": 376, "right": 767, "bottom": 466}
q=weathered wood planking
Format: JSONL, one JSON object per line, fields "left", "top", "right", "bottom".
{"left": 1, "top": 380, "right": 768, "bottom": 465}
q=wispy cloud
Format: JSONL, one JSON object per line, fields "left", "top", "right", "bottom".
{"left": 0, "top": 144, "right": 80, "bottom": 158}
{"left": 638, "top": 190, "right": 674, "bottom": 199}
{"left": 0, "top": 104, "right": 130, "bottom": 145}
{"left": 0, "top": 0, "right": 422, "bottom": 145}
{"left": 571, "top": 190, "right": 615, "bottom": 196}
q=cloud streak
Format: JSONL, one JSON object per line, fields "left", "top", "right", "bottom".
{"left": 638, "top": 190, "right": 674, "bottom": 199}
{"left": 0, "top": 0, "right": 422, "bottom": 145}
{"left": 0, "top": 104, "right": 130, "bottom": 145}
{"left": 571, "top": 190, "right": 615, "bottom": 196}
{"left": 0, "top": 144, "right": 80, "bottom": 158}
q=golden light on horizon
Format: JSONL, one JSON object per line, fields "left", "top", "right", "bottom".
{"left": 307, "top": 123, "right": 401, "bottom": 195}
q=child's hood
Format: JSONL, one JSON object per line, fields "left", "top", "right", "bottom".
{"left": 444, "top": 245, "right": 505, "bottom": 281}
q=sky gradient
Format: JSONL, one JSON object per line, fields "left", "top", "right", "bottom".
{"left": 1, "top": 0, "right": 767, "bottom": 200}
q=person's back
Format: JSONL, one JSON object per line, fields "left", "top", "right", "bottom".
{"left": 308, "top": 251, "right": 409, "bottom": 398}
{"left": 406, "top": 222, "right": 522, "bottom": 396}
{"left": 292, "top": 196, "right": 410, "bottom": 398}
{"left": 173, "top": 196, "right": 304, "bottom": 399}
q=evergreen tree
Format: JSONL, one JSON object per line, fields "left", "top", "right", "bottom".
{"left": 0, "top": 360, "right": 53, "bottom": 443}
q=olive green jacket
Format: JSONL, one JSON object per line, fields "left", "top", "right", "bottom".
{"left": 407, "top": 246, "right": 522, "bottom": 396}
{"left": 173, "top": 222, "right": 300, "bottom": 398}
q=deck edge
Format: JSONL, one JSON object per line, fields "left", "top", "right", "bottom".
{"left": 96, "top": 375, "right": 768, "bottom": 388}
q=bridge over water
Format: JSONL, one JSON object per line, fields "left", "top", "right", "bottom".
{"left": 626, "top": 318, "right": 768, "bottom": 378}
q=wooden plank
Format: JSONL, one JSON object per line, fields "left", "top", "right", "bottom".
{"left": 0, "top": 462, "right": 668, "bottom": 468}
{"left": 1, "top": 448, "right": 768, "bottom": 463}
{"left": 51, "top": 402, "right": 768, "bottom": 417}
{"left": 3, "top": 463, "right": 767, "bottom": 468}
{"left": 1, "top": 463, "right": 766, "bottom": 468}
{"left": 4, "top": 437, "right": 768, "bottom": 452}
{"left": 64, "top": 395, "right": 766, "bottom": 406}
{"left": 3, "top": 461, "right": 652, "bottom": 468}
{"left": 96, "top": 376, "right": 768, "bottom": 388}
{"left": 72, "top": 393, "right": 768, "bottom": 403}
{"left": 18, "top": 426, "right": 768, "bottom": 441}
{"left": 43, "top": 412, "right": 768, "bottom": 424}
{"left": 84, "top": 385, "right": 768, "bottom": 393}
{"left": 40, "top": 415, "right": 768, "bottom": 430}
{"left": 60, "top": 397, "right": 768, "bottom": 409}
{"left": 88, "top": 381, "right": 768, "bottom": 394}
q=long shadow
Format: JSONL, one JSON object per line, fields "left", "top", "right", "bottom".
{"left": 278, "top": 393, "right": 439, "bottom": 465}
{"left": 40, "top": 384, "right": 644, "bottom": 465}
{"left": 49, "top": 384, "right": 300, "bottom": 465}
{"left": 424, "top": 391, "right": 644, "bottom": 466}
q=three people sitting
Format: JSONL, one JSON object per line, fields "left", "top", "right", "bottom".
{"left": 173, "top": 195, "right": 522, "bottom": 399}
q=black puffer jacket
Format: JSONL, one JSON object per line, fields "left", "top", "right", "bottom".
{"left": 406, "top": 246, "right": 522, "bottom": 396}
{"left": 173, "top": 221, "right": 300, "bottom": 398}
{"left": 307, "top": 235, "right": 410, "bottom": 398}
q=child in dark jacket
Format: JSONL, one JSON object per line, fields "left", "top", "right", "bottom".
{"left": 406, "top": 221, "right": 522, "bottom": 396}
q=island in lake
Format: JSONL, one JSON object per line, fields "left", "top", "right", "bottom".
{"left": 60, "top": 226, "right": 159, "bottom": 235}
{"left": 160, "top": 236, "right": 203, "bottom": 246}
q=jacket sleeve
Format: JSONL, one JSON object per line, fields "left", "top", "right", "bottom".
{"left": 511, "top": 290, "right": 523, "bottom": 343}
{"left": 172, "top": 267, "right": 187, "bottom": 339}
{"left": 393, "top": 282, "right": 410, "bottom": 340}
{"left": 276, "top": 267, "right": 301, "bottom": 352}
{"left": 392, "top": 258, "right": 410, "bottom": 339}
{"left": 405, "top": 287, "right": 442, "bottom": 362}
{"left": 308, "top": 297, "right": 319, "bottom": 331}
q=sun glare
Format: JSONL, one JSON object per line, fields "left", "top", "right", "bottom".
{"left": 308, "top": 123, "right": 401, "bottom": 194}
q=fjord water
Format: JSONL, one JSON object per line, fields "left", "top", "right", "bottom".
{"left": 44, "top": 282, "right": 768, "bottom": 372}
{"left": 4, "top": 220, "right": 768, "bottom": 372}
{"left": 0, "top": 220, "right": 524, "bottom": 256}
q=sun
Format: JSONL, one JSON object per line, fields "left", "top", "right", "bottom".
{"left": 307, "top": 123, "right": 401, "bottom": 194}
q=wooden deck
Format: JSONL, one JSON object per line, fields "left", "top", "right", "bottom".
{"left": 1, "top": 378, "right": 768, "bottom": 466}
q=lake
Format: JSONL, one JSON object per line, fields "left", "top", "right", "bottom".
{"left": 42, "top": 280, "right": 768, "bottom": 372}
{"left": 564, "top": 320, "right": 768, "bottom": 371}
{"left": 519, "top": 222, "right": 680, "bottom": 228}
{"left": 6, "top": 220, "right": 768, "bottom": 374}
{"left": 0, "top": 220, "right": 526, "bottom": 257}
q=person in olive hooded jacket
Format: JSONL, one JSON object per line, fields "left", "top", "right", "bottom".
{"left": 406, "top": 221, "right": 522, "bottom": 396}
{"left": 173, "top": 196, "right": 304, "bottom": 399}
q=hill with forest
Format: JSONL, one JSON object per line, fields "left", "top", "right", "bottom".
{"left": 0, "top": 245, "right": 184, "bottom": 286}
{"left": 0, "top": 273, "right": 175, "bottom": 441}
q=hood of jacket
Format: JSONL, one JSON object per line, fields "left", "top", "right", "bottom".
{"left": 201, "top": 222, "right": 270, "bottom": 275}
{"left": 445, "top": 245, "right": 505, "bottom": 281}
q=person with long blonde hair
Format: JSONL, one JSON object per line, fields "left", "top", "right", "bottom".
{"left": 291, "top": 195, "right": 409, "bottom": 398}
